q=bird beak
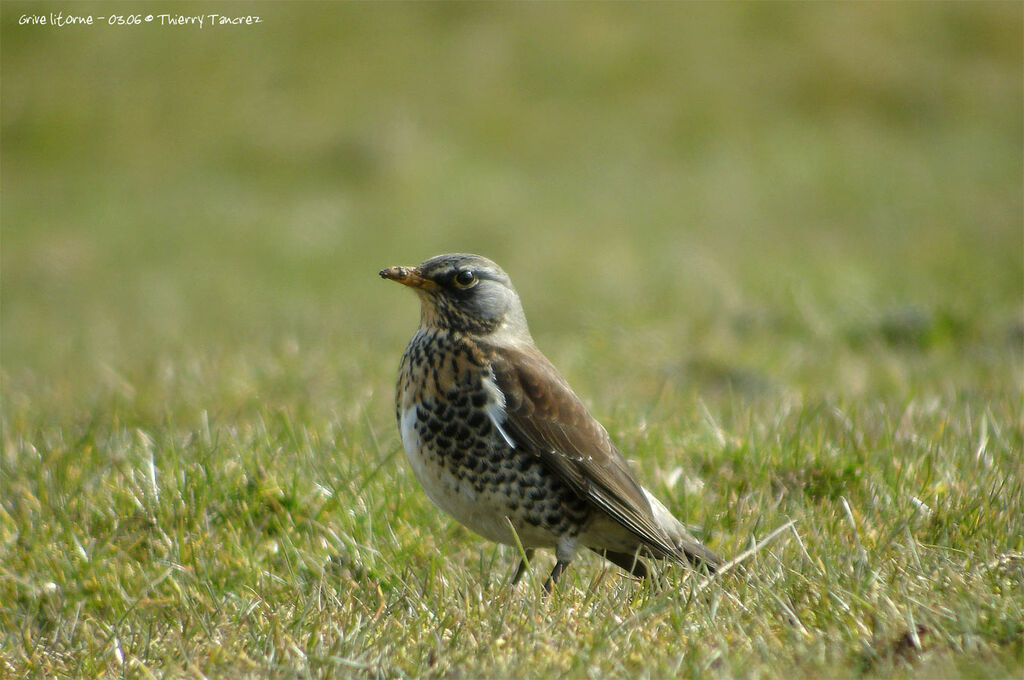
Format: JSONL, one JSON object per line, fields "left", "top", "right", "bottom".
{"left": 379, "top": 265, "right": 439, "bottom": 291}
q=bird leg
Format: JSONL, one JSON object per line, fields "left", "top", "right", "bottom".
{"left": 511, "top": 548, "right": 535, "bottom": 585}
{"left": 542, "top": 559, "right": 570, "bottom": 594}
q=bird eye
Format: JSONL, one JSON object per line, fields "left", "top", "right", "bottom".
{"left": 453, "top": 270, "right": 477, "bottom": 288}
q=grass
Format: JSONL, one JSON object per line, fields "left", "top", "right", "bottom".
{"left": 2, "top": 2, "right": 1022, "bottom": 678}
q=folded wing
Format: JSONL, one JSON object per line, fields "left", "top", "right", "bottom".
{"left": 488, "top": 344, "right": 715, "bottom": 567}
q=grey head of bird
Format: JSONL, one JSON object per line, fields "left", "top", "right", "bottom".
{"left": 380, "top": 253, "right": 531, "bottom": 342}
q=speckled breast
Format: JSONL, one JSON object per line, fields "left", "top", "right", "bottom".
{"left": 395, "top": 328, "right": 590, "bottom": 547}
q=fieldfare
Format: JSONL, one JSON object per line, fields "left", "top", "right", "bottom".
{"left": 380, "top": 253, "right": 720, "bottom": 591}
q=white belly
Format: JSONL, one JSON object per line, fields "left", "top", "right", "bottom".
{"left": 399, "top": 406, "right": 523, "bottom": 545}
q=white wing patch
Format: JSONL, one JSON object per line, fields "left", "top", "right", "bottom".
{"left": 482, "top": 369, "right": 516, "bottom": 449}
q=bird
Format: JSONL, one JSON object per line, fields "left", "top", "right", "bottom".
{"left": 380, "top": 253, "right": 720, "bottom": 591}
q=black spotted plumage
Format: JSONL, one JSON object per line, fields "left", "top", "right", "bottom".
{"left": 382, "top": 253, "right": 720, "bottom": 591}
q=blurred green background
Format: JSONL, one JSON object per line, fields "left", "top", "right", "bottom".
{"left": 2, "top": 4, "right": 1022, "bottom": 676}
{"left": 3, "top": 2, "right": 1021, "bottom": 422}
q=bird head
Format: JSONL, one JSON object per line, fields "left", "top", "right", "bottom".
{"left": 380, "top": 253, "right": 531, "bottom": 340}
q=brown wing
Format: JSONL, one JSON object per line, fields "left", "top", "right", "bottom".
{"left": 488, "top": 344, "right": 684, "bottom": 562}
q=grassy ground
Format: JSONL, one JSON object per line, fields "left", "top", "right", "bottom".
{"left": 2, "top": 2, "right": 1022, "bottom": 678}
